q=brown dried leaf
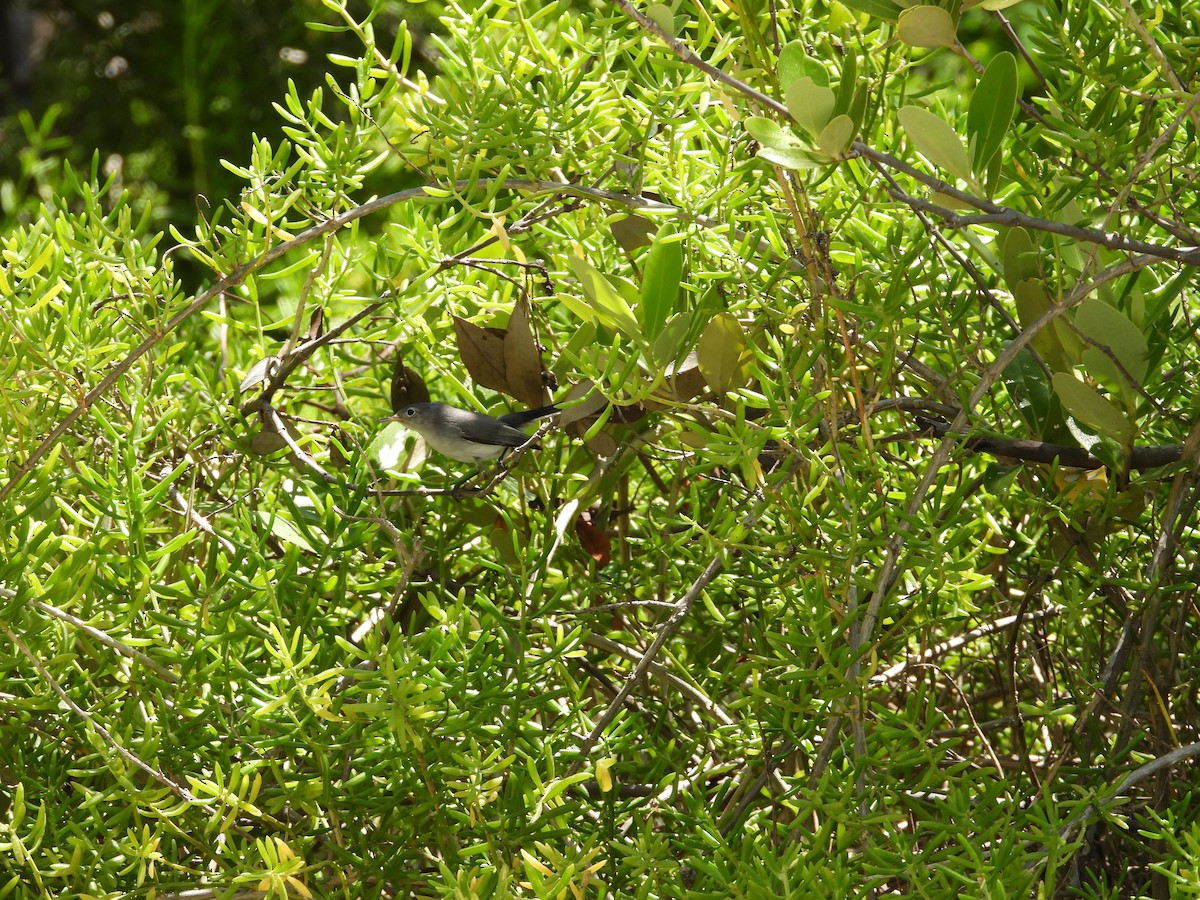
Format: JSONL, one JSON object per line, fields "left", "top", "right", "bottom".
{"left": 390, "top": 359, "right": 431, "bottom": 414}
{"left": 575, "top": 512, "right": 613, "bottom": 566}
{"left": 307, "top": 306, "right": 325, "bottom": 342}
{"left": 610, "top": 215, "right": 657, "bottom": 252}
{"left": 453, "top": 316, "right": 510, "bottom": 394}
{"left": 503, "top": 297, "right": 548, "bottom": 408}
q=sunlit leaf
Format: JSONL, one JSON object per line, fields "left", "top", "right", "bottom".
{"left": 898, "top": 105, "right": 972, "bottom": 182}
{"left": 968, "top": 52, "right": 1018, "bottom": 174}
{"left": 758, "top": 145, "right": 828, "bottom": 170}
{"left": 896, "top": 5, "right": 958, "bottom": 49}
{"left": 840, "top": 0, "right": 903, "bottom": 19}
{"left": 1014, "top": 278, "right": 1066, "bottom": 370}
{"left": 1052, "top": 373, "right": 1135, "bottom": 443}
{"left": 817, "top": 114, "right": 856, "bottom": 159}
{"left": 644, "top": 3, "right": 675, "bottom": 37}
{"left": 778, "top": 41, "right": 829, "bottom": 88}
{"left": 568, "top": 256, "right": 642, "bottom": 341}
{"left": 745, "top": 116, "right": 806, "bottom": 150}
{"left": 785, "top": 77, "right": 837, "bottom": 138}
{"left": 640, "top": 223, "right": 684, "bottom": 342}
{"left": 1074, "top": 298, "right": 1149, "bottom": 386}
{"left": 1001, "top": 227, "right": 1039, "bottom": 293}
{"left": 697, "top": 313, "right": 748, "bottom": 395}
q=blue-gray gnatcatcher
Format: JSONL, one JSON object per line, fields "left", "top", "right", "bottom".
{"left": 388, "top": 402, "right": 560, "bottom": 464}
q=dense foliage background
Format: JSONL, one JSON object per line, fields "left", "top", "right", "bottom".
{"left": 3, "top": 0, "right": 1200, "bottom": 897}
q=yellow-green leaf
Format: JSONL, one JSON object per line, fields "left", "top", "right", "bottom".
{"left": 745, "top": 116, "right": 806, "bottom": 151}
{"left": 568, "top": 256, "right": 641, "bottom": 340}
{"left": 817, "top": 114, "right": 855, "bottom": 159}
{"left": 785, "top": 77, "right": 836, "bottom": 138}
{"left": 896, "top": 5, "right": 958, "bottom": 49}
{"left": 645, "top": 3, "right": 675, "bottom": 36}
{"left": 898, "top": 105, "right": 972, "bottom": 182}
{"left": 1001, "top": 227, "right": 1039, "bottom": 293}
{"left": 1052, "top": 373, "right": 1134, "bottom": 443}
{"left": 697, "top": 313, "right": 748, "bottom": 395}
{"left": 1074, "top": 299, "right": 1149, "bottom": 386}
{"left": 1013, "top": 278, "right": 1065, "bottom": 370}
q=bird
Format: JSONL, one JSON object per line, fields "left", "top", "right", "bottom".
{"left": 387, "top": 402, "right": 560, "bottom": 464}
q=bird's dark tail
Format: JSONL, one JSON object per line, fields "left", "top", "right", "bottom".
{"left": 498, "top": 404, "right": 560, "bottom": 427}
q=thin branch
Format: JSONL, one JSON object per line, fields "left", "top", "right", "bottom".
{"left": 911, "top": 416, "right": 1186, "bottom": 471}
{"left": 581, "top": 632, "right": 735, "bottom": 727}
{"left": 612, "top": 0, "right": 786, "bottom": 116}
{"left": 865, "top": 153, "right": 1200, "bottom": 267}
{"left": 872, "top": 606, "right": 1061, "bottom": 684}
{"left": 239, "top": 299, "right": 386, "bottom": 418}
{"left": 0, "top": 591, "right": 181, "bottom": 684}
{"left": 4, "top": 626, "right": 195, "bottom": 802}
{"left": 566, "top": 553, "right": 725, "bottom": 774}
{"left": 166, "top": 482, "right": 237, "bottom": 556}
{"left": 1059, "top": 740, "right": 1200, "bottom": 845}
{"left": 1117, "top": 0, "right": 1200, "bottom": 132}
{"left": 612, "top": 0, "right": 1200, "bottom": 268}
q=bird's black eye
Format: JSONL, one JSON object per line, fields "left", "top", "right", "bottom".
{"left": 404, "top": 407, "right": 417, "bottom": 418}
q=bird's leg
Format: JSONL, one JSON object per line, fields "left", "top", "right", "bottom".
{"left": 448, "top": 467, "right": 485, "bottom": 500}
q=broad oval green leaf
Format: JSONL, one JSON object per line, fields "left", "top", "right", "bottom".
{"left": 968, "top": 51, "right": 1018, "bottom": 175}
{"left": 841, "top": 0, "right": 903, "bottom": 19}
{"left": 1081, "top": 349, "right": 1134, "bottom": 411}
{"left": 785, "top": 77, "right": 837, "bottom": 138}
{"left": 1001, "top": 226, "right": 1039, "bottom": 293}
{"left": 641, "top": 224, "right": 684, "bottom": 342}
{"left": 896, "top": 5, "right": 958, "bottom": 49}
{"left": 757, "top": 145, "right": 828, "bottom": 170}
{"left": 697, "top": 313, "right": 748, "bottom": 396}
{"left": 1013, "top": 278, "right": 1066, "bottom": 370}
{"left": 651, "top": 313, "right": 694, "bottom": 368}
{"left": 817, "top": 114, "right": 856, "bottom": 159}
{"left": 645, "top": 3, "right": 675, "bottom": 37}
{"left": 611, "top": 215, "right": 656, "bottom": 252}
{"left": 898, "top": 105, "right": 972, "bottom": 182}
{"left": 567, "top": 256, "right": 641, "bottom": 341}
{"left": 1074, "top": 299, "right": 1149, "bottom": 385}
{"left": 778, "top": 40, "right": 829, "bottom": 88}
{"left": 1052, "top": 373, "right": 1135, "bottom": 443}
{"left": 745, "top": 116, "right": 805, "bottom": 151}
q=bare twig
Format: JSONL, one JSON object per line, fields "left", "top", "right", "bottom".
{"left": 566, "top": 553, "right": 725, "bottom": 774}
{"left": 581, "top": 632, "right": 735, "bottom": 727}
{"left": 611, "top": 0, "right": 1200, "bottom": 268}
{"left": 1059, "top": 740, "right": 1200, "bottom": 844}
{"left": 866, "top": 157, "right": 1200, "bottom": 267}
{"left": 872, "top": 606, "right": 1061, "bottom": 684}
{"left": 5, "top": 626, "right": 196, "bottom": 802}
{"left": 910, "top": 416, "right": 1186, "bottom": 471}
{"left": 0, "top": 589, "right": 181, "bottom": 684}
